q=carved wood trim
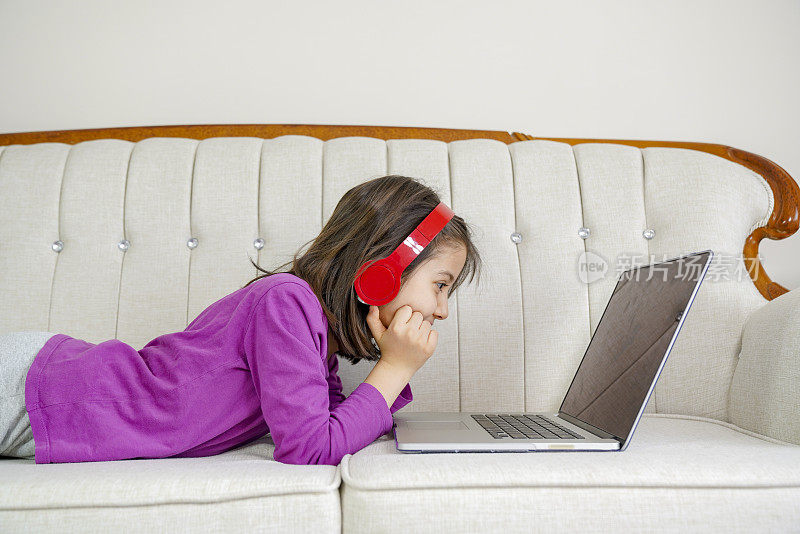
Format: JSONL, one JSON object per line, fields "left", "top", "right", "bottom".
{"left": 0, "top": 124, "right": 517, "bottom": 145}
{"left": 1, "top": 124, "right": 796, "bottom": 300}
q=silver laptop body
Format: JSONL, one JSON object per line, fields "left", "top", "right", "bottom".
{"left": 393, "top": 249, "right": 714, "bottom": 453}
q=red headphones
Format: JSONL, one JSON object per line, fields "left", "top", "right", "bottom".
{"left": 353, "top": 202, "right": 455, "bottom": 306}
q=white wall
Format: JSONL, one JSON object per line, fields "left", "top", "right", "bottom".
{"left": 1, "top": 0, "right": 798, "bottom": 290}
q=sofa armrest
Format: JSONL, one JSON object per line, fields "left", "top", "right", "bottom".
{"left": 729, "top": 287, "right": 800, "bottom": 445}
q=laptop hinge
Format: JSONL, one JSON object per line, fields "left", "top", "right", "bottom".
{"left": 557, "top": 412, "right": 622, "bottom": 442}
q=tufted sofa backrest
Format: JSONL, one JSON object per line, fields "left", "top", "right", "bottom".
{"left": 0, "top": 134, "right": 782, "bottom": 423}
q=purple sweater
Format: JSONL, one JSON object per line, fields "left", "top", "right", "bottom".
{"left": 24, "top": 273, "right": 412, "bottom": 465}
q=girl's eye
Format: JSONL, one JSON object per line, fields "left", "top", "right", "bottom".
{"left": 436, "top": 282, "right": 447, "bottom": 291}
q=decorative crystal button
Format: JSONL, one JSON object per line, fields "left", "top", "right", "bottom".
{"left": 52, "top": 240, "right": 63, "bottom": 253}
{"left": 643, "top": 229, "right": 656, "bottom": 240}
{"left": 510, "top": 232, "right": 522, "bottom": 244}
{"left": 187, "top": 237, "right": 198, "bottom": 249}
{"left": 118, "top": 239, "right": 130, "bottom": 252}
{"left": 578, "top": 227, "right": 591, "bottom": 239}
{"left": 253, "top": 237, "right": 265, "bottom": 250}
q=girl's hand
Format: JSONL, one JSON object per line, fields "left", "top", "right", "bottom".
{"left": 366, "top": 304, "right": 438, "bottom": 376}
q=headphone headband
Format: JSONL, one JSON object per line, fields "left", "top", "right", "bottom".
{"left": 354, "top": 202, "right": 455, "bottom": 306}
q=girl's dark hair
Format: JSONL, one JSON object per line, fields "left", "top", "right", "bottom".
{"left": 242, "top": 175, "right": 483, "bottom": 365}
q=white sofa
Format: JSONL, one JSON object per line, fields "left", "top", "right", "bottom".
{"left": 1, "top": 125, "right": 799, "bottom": 532}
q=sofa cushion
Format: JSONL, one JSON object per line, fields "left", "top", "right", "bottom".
{"left": 340, "top": 414, "right": 800, "bottom": 532}
{"left": 0, "top": 436, "right": 340, "bottom": 531}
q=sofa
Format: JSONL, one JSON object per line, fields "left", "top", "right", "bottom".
{"left": 1, "top": 124, "right": 799, "bottom": 532}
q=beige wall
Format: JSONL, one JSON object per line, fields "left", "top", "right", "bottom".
{"left": 1, "top": 0, "right": 798, "bottom": 291}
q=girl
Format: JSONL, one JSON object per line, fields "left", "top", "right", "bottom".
{"left": 0, "top": 175, "right": 482, "bottom": 466}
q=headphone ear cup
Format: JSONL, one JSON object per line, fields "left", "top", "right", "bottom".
{"left": 354, "top": 259, "right": 401, "bottom": 306}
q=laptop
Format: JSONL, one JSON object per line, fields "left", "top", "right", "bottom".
{"left": 393, "top": 249, "right": 714, "bottom": 453}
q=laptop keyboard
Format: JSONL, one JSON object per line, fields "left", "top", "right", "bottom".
{"left": 471, "top": 414, "right": 585, "bottom": 440}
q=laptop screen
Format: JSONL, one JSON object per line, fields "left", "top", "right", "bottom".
{"left": 558, "top": 250, "right": 712, "bottom": 443}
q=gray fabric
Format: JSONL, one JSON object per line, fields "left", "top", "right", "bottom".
{"left": 0, "top": 331, "right": 57, "bottom": 459}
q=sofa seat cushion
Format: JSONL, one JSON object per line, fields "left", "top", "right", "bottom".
{"left": 340, "top": 414, "right": 800, "bottom": 532}
{"left": 0, "top": 436, "right": 340, "bottom": 531}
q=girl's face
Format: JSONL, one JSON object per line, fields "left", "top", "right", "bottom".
{"left": 377, "top": 244, "right": 468, "bottom": 329}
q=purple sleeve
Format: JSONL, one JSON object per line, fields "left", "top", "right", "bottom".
{"left": 244, "top": 282, "right": 398, "bottom": 466}
{"left": 327, "top": 349, "right": 414, "bottom": 414}
{"left": 326, "top": 355, "right": 347, "bottom": 411}
{"left": 390, "top": 382, "right": 413, "bottom": 414}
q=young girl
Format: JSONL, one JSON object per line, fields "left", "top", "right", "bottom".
{"left": 0, "top": 175, "right": 482, "bottom": 466}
